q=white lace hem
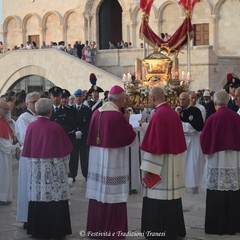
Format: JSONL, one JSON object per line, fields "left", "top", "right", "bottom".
{"left": 203, "top": 150, "right": 240, "bottom": 191}
{"left": 27, "top": 156, "right": 70, "bottom": 202}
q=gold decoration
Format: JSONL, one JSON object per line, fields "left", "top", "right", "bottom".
{"left": 123, "top": 46, "right": 190, "bottom": 109}
{"left": 142, "top": 46, "right": 172, "bottom": 84}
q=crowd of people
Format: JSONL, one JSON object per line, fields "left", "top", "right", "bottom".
{"left": 1, "top": 40, "right": 98, "bottom": 65}
{"left": 1, "top": 72, "right": 240, "bottom": 239}
{"left": 109, "top": 40, "right": 133, "bottom": 49}
{"left": 1, "top": 39, "right": 137, "bottom": 64}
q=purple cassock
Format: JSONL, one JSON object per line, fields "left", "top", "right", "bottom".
{"left": 22, "top": 117, "right": 72, "bottom": 158}
{"left": 200, "top": 107, "right": 240, "bottom": 235}
{"left": 140, "top": 102, "right": 187, "bottom": 240}
{"left": 87, "top": 109, "right": 136, "bottom": 148}
{"left": 22, "top": 117, "right": 72, "bottom": 239}
{"left": 201, "top": 107, "right": 240, "bottom": 154}
{"left": 86, "top": 104, "right": 136, "bottom": 240}
{"left": 141, "top": 102, "right": 187, "bottom": 154}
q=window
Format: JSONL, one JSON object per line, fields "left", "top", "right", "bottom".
{"left": 193, "top": 23, "right": 209, "bottom": 46}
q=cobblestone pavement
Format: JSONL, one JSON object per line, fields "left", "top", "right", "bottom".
{"left": 0, "top": 159, "right": 240, "bottom": 240}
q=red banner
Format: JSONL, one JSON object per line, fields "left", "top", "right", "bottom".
{"left": 140, "top": 0, "right": 154, "bottom": 16}
{"left": 139, "top": 16, "right": 193, "bottom": 53}
{"left": 178, "top": 0, "right": 200, "bottom": 13}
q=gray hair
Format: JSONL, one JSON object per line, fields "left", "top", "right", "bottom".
{"left": 35, "top": 98, "right": 52, "bottom": 116}
{"left": 25, "top": 92, "right": 40, "bottom": 104}
{"left": 213, "top": 89, "right": 230, "bottom": 106}
{"left": 108, "top": 92, "right": 125, "bottom": 101}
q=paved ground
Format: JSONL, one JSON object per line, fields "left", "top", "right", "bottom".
{"left": 1, "top": 159, "right": 240, "bottom": 240}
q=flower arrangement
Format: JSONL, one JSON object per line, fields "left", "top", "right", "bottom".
{"left": 125, "top": 84, "right": 150, "bottom": 108}
{"left": 123, "top": 80, "right": 191, "bottom": 109}
{"left": 160, "top": 81, "right": 191, "bottom": 107}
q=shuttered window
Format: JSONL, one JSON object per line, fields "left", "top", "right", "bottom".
{"left": 193, "top": 23, "right": 209, "bottom": 46}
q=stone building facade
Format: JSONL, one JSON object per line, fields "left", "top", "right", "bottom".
{"left": 0, "top": 0, "right": 240, "bottom": 92}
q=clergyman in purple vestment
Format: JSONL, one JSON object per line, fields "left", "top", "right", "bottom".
{"left": 200, "top": 90, "right": 240, "bottom": 235}
{"left": 22, "top": 98, "right": 73, "bottom": 239}
{"left": 86, "top": 85, "right": 136, "bottom": 239}
{"left": 140, "top": 87, "right": 187, "bottom": 240}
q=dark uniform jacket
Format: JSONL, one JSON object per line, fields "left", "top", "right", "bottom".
{"left": 73, "top": 104, "right": 92, "bottom": 142}
{"left": 50, "top": 105, "right": 76, "bottom": 141}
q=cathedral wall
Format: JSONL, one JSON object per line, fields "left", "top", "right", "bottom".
{"left": 1, "top": 0, "right": 240, "bottom": 92}
{"left": 2, "top": 0, "right": 240, "bottom": 55}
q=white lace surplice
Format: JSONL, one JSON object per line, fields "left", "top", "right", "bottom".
{"left": 27, "top": 156, "right": 70, "bottom": 202}
{"left": 86, "top": 146, "right": 129, "bottom": 204}
{"left": 203, "top": 150, "right": 240, "bottom": 191}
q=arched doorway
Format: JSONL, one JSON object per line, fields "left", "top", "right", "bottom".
{"left": 99, "top": 0, "right": 122, "bottom": 49}
{"left": 9, "top": 75, "right": 54, "bottom": 93}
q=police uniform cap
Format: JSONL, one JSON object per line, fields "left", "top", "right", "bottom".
{"left": 229, "top": 83, "right": 240, "bottom": 89}
{"left": 73, "top": 89, "right": 83, "bottom": 96}
{"left": 62, "top": 89, "right": 71, "bottom": 97}
{"left": 87, "top": 85, "right": 104, "bottom": 94}
{"left": 49, "top": 86, "right": 63, "bottom": 96}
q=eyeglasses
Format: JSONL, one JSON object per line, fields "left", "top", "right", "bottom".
{"left": 30, "top": 100, "right": 38, "bottom": 104}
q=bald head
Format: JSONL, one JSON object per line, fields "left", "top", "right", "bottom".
{"left": 149, "top": 87, "right": 166, "bottom": 107}
{"left": 179, "top": 92, "right": 190, "bottom": 109}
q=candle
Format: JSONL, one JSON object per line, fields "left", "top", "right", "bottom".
{"left": 187, "top": 72, "right": 190, "bottom": 81}
{"left": 181, "top": 71, "right": 185, "bottom": 81}
{"left": 122, "top": 74, "right": 127, "bottom": 82}
{"left": 127, "top": 73, "right": 132, "bottom": 82}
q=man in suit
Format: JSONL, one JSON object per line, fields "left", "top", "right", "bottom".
{"left": 71, "top": 89, "right": 92, "bottom": 181}
{"left": 49, "top": 86, "right": 77, "bottom": 183}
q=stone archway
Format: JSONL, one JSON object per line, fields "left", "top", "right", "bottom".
{"left": 3, "top": 15, "right": 22, "bottom": 50}
{"left": 10, "top": 75, "right": 54, "bottom": 93}
{"left": 98, "top": 0, "right": 123, "bottom": 49}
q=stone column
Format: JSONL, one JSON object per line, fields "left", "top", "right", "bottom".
{"left": 41, "top": 27, "right": 46, "bottom": 45}
{"left": 62, "top": 25, "right": 67, "bottom": 44}
{"left": 85, "top": 14, "right": 93, "bottom": 42}
{"left": 130, "top": 22, "right": 136, "bottom": 47}
{"left": 22, "top": 29, "right": 27, "bottom": 45}
{"left": 60, "top": 25, "right": 65, "bottom": 43}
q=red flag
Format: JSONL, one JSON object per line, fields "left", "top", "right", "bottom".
{"left": 178, "top": 0, "right": 200, "bottom": 13}
{"left": 139, "top": 16, "right": 193, "bottom": 53}
{"left": 140, "top": 0, "right": 154, "bottom": 16}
